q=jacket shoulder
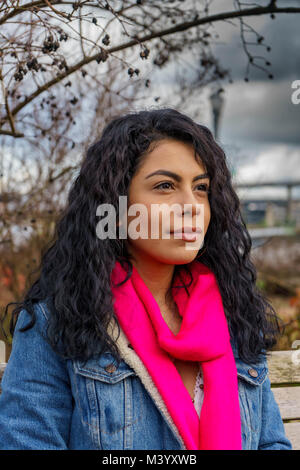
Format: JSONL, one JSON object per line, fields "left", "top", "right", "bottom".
{"left": 15, "top": 298, "right": 51, "bottom": 335}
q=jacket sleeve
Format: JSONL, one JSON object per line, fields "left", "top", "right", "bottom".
{"left": 0, "top": 303, "right": 73, "bottom": 449}
{"left": 258, "top": 372, "right": 293, "bottom": 450}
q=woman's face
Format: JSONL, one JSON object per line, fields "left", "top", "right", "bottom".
{"left": 123, "top": 138, "right": 211, "bottom": 265}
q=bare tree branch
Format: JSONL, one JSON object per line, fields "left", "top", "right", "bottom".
{"left": 0, "top": 1, "right": 298, "bottom": 130}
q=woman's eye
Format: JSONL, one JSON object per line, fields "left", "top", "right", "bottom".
{"left": 154, "top": 182, "right": 174, "bottom": 190}
{"left": 154, "top": 182, "right": 209, "bottom": 192}
{"left": 195, "top": 184, "right": 209, "bottom": 192}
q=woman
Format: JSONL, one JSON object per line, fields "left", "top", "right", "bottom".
{"left": 0, "top": 108, "right": 292, "bottom": 450}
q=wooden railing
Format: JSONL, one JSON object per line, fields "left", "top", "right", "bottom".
{"left": 0, "top": 350, "right": 299, "bottom": 449}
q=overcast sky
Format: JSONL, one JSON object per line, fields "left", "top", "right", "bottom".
{"left": 212, "top": 1, "right": 300, "bottom": 200}
{"left": 2, "top": 1, "right": 299, "bottom": 201}
{"left": 149, "top": 1, "right": 300, "bottom": 200}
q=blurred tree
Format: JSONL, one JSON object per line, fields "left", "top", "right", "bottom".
{"left": 1, "top": 0, "right": 300, "bottom": 138}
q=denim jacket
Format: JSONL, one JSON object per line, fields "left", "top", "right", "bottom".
{"left": 0, "top": 300, "right": 293, "bottom": 450}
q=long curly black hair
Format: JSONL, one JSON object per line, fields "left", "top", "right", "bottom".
{"left": 2, "top": 107, "right": 283, "bottom": 366}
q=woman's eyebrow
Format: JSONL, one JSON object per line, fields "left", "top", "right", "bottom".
{"left": 145, "top": 169, "right": 210, "bottom": 182}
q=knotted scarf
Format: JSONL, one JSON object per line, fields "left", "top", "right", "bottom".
{"left": 110, "top": 259, "right": 242, "bottom": 450}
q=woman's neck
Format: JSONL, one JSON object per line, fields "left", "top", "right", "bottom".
{"left": 128, "top": 251, "right": 175, "bottom": 308}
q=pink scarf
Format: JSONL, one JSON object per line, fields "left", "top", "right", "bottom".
{"left": 110, "top": 259, "right": 242, "bottom": 450}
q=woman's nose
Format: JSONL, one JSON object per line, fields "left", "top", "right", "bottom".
{"left": 178, "top": 190, "right": 202, "bottom": 217}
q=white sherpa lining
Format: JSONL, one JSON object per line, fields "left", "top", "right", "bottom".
{"left": 107, "top": 317, "right": 186, "bottom": 450}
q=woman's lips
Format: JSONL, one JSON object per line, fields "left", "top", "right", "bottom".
{"left": 167, "top": 227, "right": 202, "bottom": 242}
{"left": 178, "top": 232, "right": 198, "bottom": 241}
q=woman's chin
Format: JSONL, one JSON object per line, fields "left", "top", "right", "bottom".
{"left": 153, "top": 248, "right": 200, "bottom": 265}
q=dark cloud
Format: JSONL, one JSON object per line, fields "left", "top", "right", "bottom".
{"left": 220, "top": 79, "right": 300, "bottom": 145}
{"left": 204, "top": 2, "right": 300, "bottom": 147}
{"left": 213, "top": 7, "right": 300, "bottom": 83}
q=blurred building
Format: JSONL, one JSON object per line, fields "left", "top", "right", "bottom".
{"left": 241, "top": 199, "right": 300, "bottom": 227}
